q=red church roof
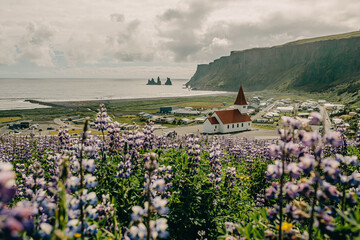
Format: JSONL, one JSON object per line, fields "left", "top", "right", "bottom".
{"left": 207, "top": 116, "right": 219, "bottom": 125}
{"left": 234, "top": 86, "right": 248, "bottom": 105}
{"left": 215, "top": 109, "right": 251, "bottom": 124}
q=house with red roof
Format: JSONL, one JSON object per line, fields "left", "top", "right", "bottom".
{"left": 203, "top": 86, "right": 252, "bottom": 134}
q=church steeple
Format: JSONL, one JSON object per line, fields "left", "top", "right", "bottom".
{"left": 234, "top": 86, "right": 248, "bottom": 105}
{"left": 234, "top": 86, "right": 248, "bottom": 113}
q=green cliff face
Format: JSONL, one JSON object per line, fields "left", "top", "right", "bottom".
{"left": 187, "top": 31, "right": 360, "bottom": 94}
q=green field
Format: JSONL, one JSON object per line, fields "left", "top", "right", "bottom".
{"left": 0, "top": 116, "right": 22, "bottom": 123}
{"left": 0, "top": 91, "right": 355, "bottom": 127}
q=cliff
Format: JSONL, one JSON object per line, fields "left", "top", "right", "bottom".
{"left": 187, "top": 31, "right": 360, "bottom": 94}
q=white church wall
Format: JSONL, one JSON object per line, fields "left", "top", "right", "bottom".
{"left": 203, "top": 119, "right": 219, "bottom": 134}
{"left": 219, "top": 121, "right": 251, "bottom": 133}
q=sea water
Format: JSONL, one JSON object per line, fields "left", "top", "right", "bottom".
{"left": 0, "top": 78, "right": 225, "bottom": 110}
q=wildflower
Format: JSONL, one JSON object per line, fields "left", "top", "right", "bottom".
{"left": 324, "top": 131, "right": 342, "bottom": 147}
{"left": 39, "top": 223, "right": 53, "bottom": 239}
{"left": 86, "top": 205, "right": 98, "bottom": 219}
{"left": 129, "top": 223, "right": 147, "bottom": 239}
{"left": 278, "top": 222, "right": 293, "bottom": 233}
{"left": 266, "top": 160, "right": 282, "bottom": 179}
{"left": 298, "top": 154, "right": 316, "bottom": 174}
{"left": 152, "top": 196, "right": 169, "bottom": 215}
{"left": 86, "top": 191, "right": 98, "bottom": 205}
{"left": 269, "top": 144, "right": 281, "bottom": 157}
{"left": 84, "top": 159, "right": 96, "bottom": 173}
{"left": 310, "top": 112, "right": 322, "bottom": 125}
{"left": 351, "top": 171, "right": 360, "bottom": 186}
{"left": 74, "top": 233, "right": 82, "bottom": 238}
{"left": 67, "top": 176, "right": 80, "bottom": 193}
{"left": 301, "top": 132, "right": 321, "bottom": 147}
{"left": 287, "top": 163, "right": 300, "bottom": 178}
{"left": 285, "top": 182, "right": 299, "bottom": 200}
{"left": 131, "top": 206, "right": 144, "bottom": 221}
{"left": 85, "top": 174, "right": 97, "bottom": 189}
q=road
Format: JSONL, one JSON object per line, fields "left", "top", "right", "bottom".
{"left": 154, "top": 124, "right": 279, "bottom": 139}
{"left": 54, "top": 118, "right": 68, "bottom": 127}
{"left": 319, "top": 106, "right": 332, "bottom": 132}
{"left": 251, "top": 101, "right": 277, "bottom": 121}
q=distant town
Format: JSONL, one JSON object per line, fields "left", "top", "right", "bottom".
{"left": 1, "top": 93, "right": 358, "bottom": 139}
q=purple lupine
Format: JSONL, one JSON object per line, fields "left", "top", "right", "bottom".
{"left": 125, "top": 152, "right": 169, "bottom": 240}
{"left": 208, "top": 142, "right": 222, "bottom": 191}
{"left": 0, "top": 162, "right": 35, "bottom": 239}
{"left": 186, "top": 137, "right": 201, "bottom": 175}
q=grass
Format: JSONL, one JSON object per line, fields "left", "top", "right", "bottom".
{"left": 0, "top": 116, "right": 22, "bottom": 123}
{"left": 252, "top": 123, "right": 277, "bottom": 130}
{"left": 113, "top": 115, "right": 144, "bottom": 125}
{"left": 286, "top": 31, "right": 360, "bottom": 46}
{"left": 0, "top": 90, "right": 356, "bottom": 128}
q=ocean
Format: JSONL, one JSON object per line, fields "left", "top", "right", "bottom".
{"left": 0, "top": 78, "right": 226, "bottom": 110}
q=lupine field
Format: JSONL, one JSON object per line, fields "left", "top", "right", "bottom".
{"left": 1, "top": 105, "right": 360, "bottom": 239}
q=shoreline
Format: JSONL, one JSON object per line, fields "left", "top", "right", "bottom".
{"left": 25, "top": 91, "right": 235, "bottom": 108}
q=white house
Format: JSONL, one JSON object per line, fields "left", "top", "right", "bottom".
{"left": 277, "top": 106, "right": 294, "bottom": 113}
{"left": 203, "top": 86, "right": 252, "bottom": 134}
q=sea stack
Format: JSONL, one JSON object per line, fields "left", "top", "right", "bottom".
{"left": 165, "top": 77, "right": 172, "bottom": 85}
{"left": 147, "top": 78, "right": 156, "bottom": 85}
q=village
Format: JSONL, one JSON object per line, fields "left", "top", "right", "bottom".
{"left": 1, "top": 86, "right": 359, "bottom": 138}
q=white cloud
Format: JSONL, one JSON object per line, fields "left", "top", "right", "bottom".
{"left": 210, "top": 37, "right": 230, "bottom": 48}
{"left": 0, "top": 0, "right": 359, "bottom": 77}
{"left": 17, "top": 23, "right": 55, "bottom": 67}
{"left": 0, "top": 26, "right": 17, "bottom": 65}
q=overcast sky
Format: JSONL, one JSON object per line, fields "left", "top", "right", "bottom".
{"left": 0, "top": 0, "right": 359, "bottom": 79}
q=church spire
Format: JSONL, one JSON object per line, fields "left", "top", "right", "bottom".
{"left": 234, "top": 86, "right": 248, "bottom": 105}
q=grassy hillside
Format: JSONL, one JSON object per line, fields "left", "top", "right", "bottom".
{"left": 187, "top": 31, "right": 360, "bottom": 105}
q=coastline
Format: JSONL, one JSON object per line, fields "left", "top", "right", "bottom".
{"left": 25, "top": 91, "right": 234, "bottom": 108}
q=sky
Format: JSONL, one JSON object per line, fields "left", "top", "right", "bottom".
{"left": 0, "top": 0, "right": 359, "bottom": 79}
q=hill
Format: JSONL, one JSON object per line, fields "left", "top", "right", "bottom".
{"left": 187, "top": 31, "right": 360, "bottom": 105}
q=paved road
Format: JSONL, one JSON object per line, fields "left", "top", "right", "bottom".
{"left": 251, "top": 101, "right": 277, "bottom": 121}
{"left": 54, "top": 118, "right": 68, "bottom": 127}
{"left": 154, "top": 124, "right": 278, "bottom": 139}
{"left": 319, "top": 106, "right": 332, "bottom": 132}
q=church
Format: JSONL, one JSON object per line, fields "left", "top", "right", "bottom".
{"left": 203, "top": 86, "right": 252, "bottom": 134}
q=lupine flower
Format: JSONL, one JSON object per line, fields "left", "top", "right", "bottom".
{"left": 67, "top": 176, "right": 80, "bottom": 192}
{"left": 287, "top": 163, "right": 300, "bottom": 178}
{"left": 301, "top": 131, "right": 321, "bottom": 147}
{"left": 84, "top": 174, "right": 98, "bottom": 189}
{"left": 0, "top": 163, "right": 35, "bottom": 239}
{"left": 86, "top": 191, "right": 98, "bottom": 205}
{"left": 310, "top": 112, "right": 322, "bottom": 125}
{"left": 94, "top": 104, "right": 111, "bottom": 132}
{"left": 267, "top": 160, "right": 283, "bottom": 180}
{"left": 39, "top": 222, "right": 53, "bottom": 239}
{"left": 324, "top": 131, "right": 342, "bottom": 147}
{"left": 129, "top": 223, "right": 147, "bottom": 239}
{"left": 298, "top": 154, "right": 316, "bottom": 174}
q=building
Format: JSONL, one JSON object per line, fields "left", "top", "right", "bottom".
{"left": 277, "top": 106, "right": 294, "bottom": 113}
{"left": 171, "top": 109, "right": 200, "bottom": 115}
{"left": 160, "top": 106, "right": 179, "bottom": 113}
{"left": 203, "top": 86, "right": 252, "bottom": 134}
{"left": 298, "top": 113, "right": 310, "bottom": 118}
{"left": 8, "top": 121, "right": 30, "bottom": 130}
